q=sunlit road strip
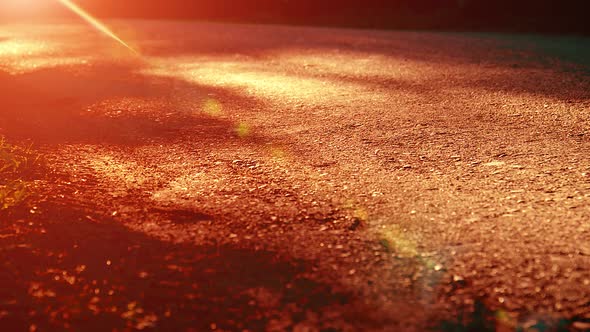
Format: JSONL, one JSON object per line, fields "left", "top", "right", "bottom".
{"left": 57, "top": 0, "right": 139, "bottom": 55}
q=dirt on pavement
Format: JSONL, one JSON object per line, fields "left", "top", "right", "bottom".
{"left": 1, "top": 21, "right": 590, "bottom": 331}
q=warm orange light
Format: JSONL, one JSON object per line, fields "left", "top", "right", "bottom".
{"left": 56, "top": 0, "right": 139, "bottom": 55}
{"left": 0, "top": 0, "right": 51, "bottom": 14}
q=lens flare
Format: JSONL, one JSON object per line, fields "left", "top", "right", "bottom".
{"left": 57, "top": 0, "right": 138, "bottom": 55}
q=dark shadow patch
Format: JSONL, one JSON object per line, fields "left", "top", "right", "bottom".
{"left": 0, "top": 200, "right": 356, "bottom": 331}
{"left": 431, "top": 301, "right": 496, "bottom": 332}
{"left": 0, "top": 63, "right": 268, "bottom": 147}
{"left": 431, "top": 299, "right": 574, "bottom": 332}
{"left": 149, "top": 207, "right": 214, "bottom": 224}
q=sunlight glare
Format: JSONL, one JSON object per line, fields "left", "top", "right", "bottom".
{"left": 56, "top": 0, "right": 139, "bottom": 55}
{"left": 0, "top": 0, "right": 49, "bottom": 13}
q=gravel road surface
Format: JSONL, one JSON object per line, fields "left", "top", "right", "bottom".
{"left": 1, "top": 20, "right": 590, "bottom": 331}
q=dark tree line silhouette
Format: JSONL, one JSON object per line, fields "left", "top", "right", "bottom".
{"left": 6, "top": 0, "right": 590, "bottom": 34}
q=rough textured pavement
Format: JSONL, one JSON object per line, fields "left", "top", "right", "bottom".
{"left": 1, "top": 20, "right": 590, "bottom": 331}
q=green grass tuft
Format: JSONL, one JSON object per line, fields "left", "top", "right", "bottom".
{"left": 0, "top": 137, "right": 39, "bottom": 177}
{"left": 0, "top": 180, "right": 29, "bottom": 210}
{"left": 0, "top": 137, "right": 41, "bottom": 210}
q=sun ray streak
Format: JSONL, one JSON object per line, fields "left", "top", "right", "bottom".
{"left": 57, "top": 0, "right": 139, "bottom": 55}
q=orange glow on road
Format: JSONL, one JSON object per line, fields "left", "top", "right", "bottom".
{"left": 57, "top": 0, "right": 138, "bottom": 55}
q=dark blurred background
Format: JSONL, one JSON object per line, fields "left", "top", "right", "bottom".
{"left": 2, "top": 0, "right": 589, "bottom": 35}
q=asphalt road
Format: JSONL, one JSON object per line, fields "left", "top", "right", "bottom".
{"left": 1, "top": 20, "right": 590, "bottom": 331}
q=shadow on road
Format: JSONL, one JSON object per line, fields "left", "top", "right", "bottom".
{"left": 0, "top": 61, "right": 267, "bottom": 147}
{"left": 0, "top": 56, "right": 371, "bottom": 331}
{"left": 133, "top": 21, "right": 590, "bottom": 101}
{"left": 0, "top": 197, "right": 354, "bottom": 331}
